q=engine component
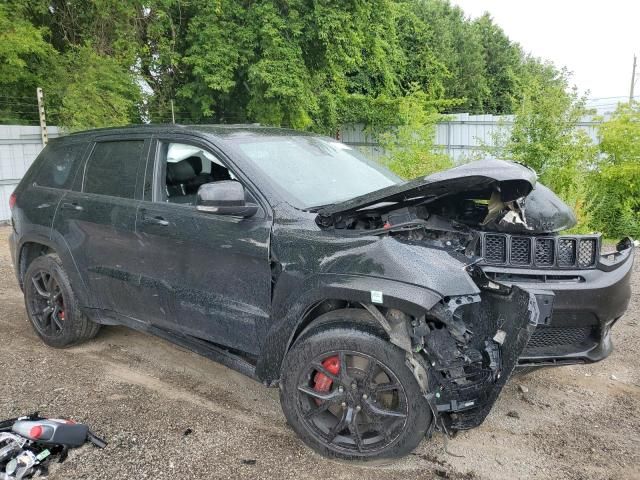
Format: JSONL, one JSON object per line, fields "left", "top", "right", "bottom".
{"left": 0, "top": 414, "right": 106, "bottom": 479}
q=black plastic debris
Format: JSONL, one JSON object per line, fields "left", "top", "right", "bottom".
{"left": 0, "top": 413, "right": 106, "bottom": 479}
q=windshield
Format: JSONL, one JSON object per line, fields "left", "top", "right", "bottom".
{"left": 233, "top": 136, "right": 401, "bottom": 209}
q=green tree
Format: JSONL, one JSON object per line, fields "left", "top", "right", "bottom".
{"left": 588, "top": 103, "right": 640, "bottom": 237}
{"left": 472, "top": 13, "right": 523, "bottom": 114}
{"left": 378, "top": 86, "right": 453, "bottom": 178}
{"left": 395, "top": 0, "right": 489, "bottom": 112}
{"left": 0, "top": 0, "right": 592, "bottom": 138}
{"left": 2, "top": 0, "right": 144, "bottom": 129}
{"left": 491, "top": 63, "right": 598, "bottom": 229}
{"left": 51, "top": 45, "right": 143, "bottom": 130}
{"left": 0, "top": 3, "right": 58, "bottom": 124}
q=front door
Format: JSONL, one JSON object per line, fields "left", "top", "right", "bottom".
{"left": 135, "top": 137, "right": 272, "bottom": 354}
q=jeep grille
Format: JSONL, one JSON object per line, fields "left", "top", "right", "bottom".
{"left": 480, "top": 233, "right": 599, "bottom": 269}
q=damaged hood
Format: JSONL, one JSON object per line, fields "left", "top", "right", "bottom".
{"left": 514, "top": 183, "right": 577, "bottom": 233}
{"left": 317, "top": 159, "right": 577, "bottom": 233}
{"left": 317, "top": 159, "right": 536, "bottom": 219}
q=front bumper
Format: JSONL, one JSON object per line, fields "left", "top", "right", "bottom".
{"left": 480, "top": 238, "right": 635, "bottom": 367}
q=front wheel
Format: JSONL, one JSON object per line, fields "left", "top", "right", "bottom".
{"left": 279, "top": 325, "right": 432, "bottom": 461}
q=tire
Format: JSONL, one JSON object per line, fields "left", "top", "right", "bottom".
{"left": 23, "top": 253, "right": 100, "bottom": 348}
{"left": 279, "top": 323, "right": 432, "bottom": 462}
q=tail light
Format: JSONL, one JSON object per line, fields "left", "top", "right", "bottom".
{"left": 9, "top": 191, "right": 17, "bottom": 210}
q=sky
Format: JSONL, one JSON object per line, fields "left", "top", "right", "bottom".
{"left": 450, "top": 0, "right": 640, "bottom": 112}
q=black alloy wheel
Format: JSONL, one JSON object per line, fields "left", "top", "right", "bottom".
{"left": 26, "top": 270, "right": 66, "bottom": 337}
{"left": 23, "top": 254, "right": 100, "bottom": 348}
{"left": 296, "top": 350, "right": 409, "bottom": 454}
{"left": 280, "top": 319, "right": 432, "bottom": 461}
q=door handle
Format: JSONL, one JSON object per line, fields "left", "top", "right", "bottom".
{"left": 141, "top": 213, "right": 169, "bottom": 226}
{"left": 61, "top": 202, "right": 84, "bottom": 212}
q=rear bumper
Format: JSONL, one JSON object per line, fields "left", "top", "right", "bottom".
{"left": 480, "top": 238, "right": 635, "bottom": 367}
{"left": 8, "top": 229, "right": 19, "bottom": 284}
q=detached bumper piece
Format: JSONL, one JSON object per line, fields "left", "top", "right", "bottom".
{"left": 0, "top": 413, "right": 106, "bottom": 479}
{"left": 421, "top": 284, "right": 548, "bottom": 432}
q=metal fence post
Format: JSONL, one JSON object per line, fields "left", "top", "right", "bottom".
{"left": 36, "top": 88, "right": 48, "bottom": 146}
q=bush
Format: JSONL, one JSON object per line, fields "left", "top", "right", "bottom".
{"left": 377, "top": 87, "right": 453, "bottom": 178}
{"left": 489, "top": 65, "right": 600, "bottom": 231}
{"left": 588, "top": 103, "right": 640, "bottom": 238}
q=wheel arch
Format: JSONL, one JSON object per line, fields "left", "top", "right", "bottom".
{"left": 255, "top": 274, "right": 442, "bottom": 385}
{"left": 18, "top": 240, "right": 55, "bottom": 287}
{"left": 17, "top": 233, "right": 92, "bottom": 308}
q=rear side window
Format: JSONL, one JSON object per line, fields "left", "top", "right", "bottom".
{"left": 84, "top": 140, "right": 144, "bottom": 199}
{"left": 34, "top": 143, "right": 85, "bottom": 189}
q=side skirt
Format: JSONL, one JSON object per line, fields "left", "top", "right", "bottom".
{"left": 88, "top": 308, "right": 258, "bottom": 381}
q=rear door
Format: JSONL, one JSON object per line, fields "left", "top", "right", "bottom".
{"left": 135, "top": 135, "right": 272, "bottom": 354}
{"left": 15, "top": 141, "right": 88, "bottom": 244}
{"left": 52, "top": 135, "right": 153, "bottom": 320}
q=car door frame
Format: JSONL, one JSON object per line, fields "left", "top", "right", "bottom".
{"left": 81, "top": 132, "right": 152, "bottom": 200}
{"left": 142, "top": 133, "right": 273, "bottom": 213}
{"left": 137, "top": 132, "right": 275, "bottom": 352}
{"left": 55, "top": 132, "right": 152, "bottom": 315}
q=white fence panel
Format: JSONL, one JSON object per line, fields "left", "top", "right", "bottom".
{"left": 342, "top": 113, "right": 601, "bottom": 163}
{"left": 0, "top": 125, "right": 62, "bottom": 221}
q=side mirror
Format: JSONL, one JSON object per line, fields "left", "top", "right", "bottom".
{"left": 196, "top": 181, "right": 259, "bottom": 217}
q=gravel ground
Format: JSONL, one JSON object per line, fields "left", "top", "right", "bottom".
{"left": 0, "top": 225, "right": 638, "bottom": 480}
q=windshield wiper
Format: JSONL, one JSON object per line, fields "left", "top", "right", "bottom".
{"left": 304, "top": 203, "right": 335, "bottom": 213}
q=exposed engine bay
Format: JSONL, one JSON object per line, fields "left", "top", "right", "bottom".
{"left": 315, "top": 159, "right": 577, "bottom": 238}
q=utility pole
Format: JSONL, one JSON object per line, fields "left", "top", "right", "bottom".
{"left": 630, "top": 54, "right": 637, "bottom": 103}
{"left": 170, "top": 99, "right": 175, "bottom": 124}
{"left": 36, "top": 87, "right": 48, "bottom": 146}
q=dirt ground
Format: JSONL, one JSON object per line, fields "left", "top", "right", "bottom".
{"left": 0, "top": 225, "right": 638, "bottom": 480}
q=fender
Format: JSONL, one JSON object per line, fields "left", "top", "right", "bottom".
{"left": 254, "top": 272, "right": 443, "bottom": 384}
{"left": 16, "top": 231, "right": 94, "bottom": 312}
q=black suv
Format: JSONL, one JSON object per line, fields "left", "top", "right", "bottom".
{"left": 9, "top": 125, "right": 634, "bottom": 461}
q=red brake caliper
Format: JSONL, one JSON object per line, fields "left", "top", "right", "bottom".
{"left": 313, "top": 356, "right": 340, "bottom": 403}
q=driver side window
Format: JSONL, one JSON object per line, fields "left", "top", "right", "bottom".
{"left": 160, "top": 142, "right": 235, "bottom": 205}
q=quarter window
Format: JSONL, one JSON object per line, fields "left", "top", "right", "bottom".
{"left": 34, "top": 143, "right": 85, "bottom": 189}
{"left": 84, "top": 140, "right": 144, "bottom": 199}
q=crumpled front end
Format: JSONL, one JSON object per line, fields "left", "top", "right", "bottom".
{"left": 382, "top": 264, "right": 550, "bottom": 433}
{"left": 310, "top": 159, "right": 634, "bottom": 432}
{"left": 423, "top": 281, "right": 544, "bottom": 430}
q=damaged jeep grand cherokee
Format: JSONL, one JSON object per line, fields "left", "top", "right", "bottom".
{"left": 9, "top": 125, "right": 634, "bottom": 461}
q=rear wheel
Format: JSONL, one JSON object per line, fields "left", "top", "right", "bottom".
{"left": 279, "top": 324, "right": 432, "bottom": 461}
{"left": 24, "top": 254, "right": 100, "bottom": 348}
